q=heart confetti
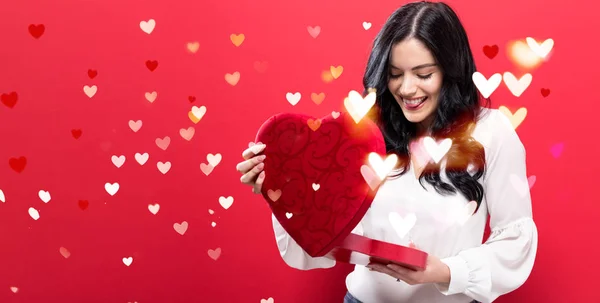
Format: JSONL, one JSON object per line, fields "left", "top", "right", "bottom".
{"left": 286, "top": 212, "right": 293, "bottom": 219}
{"left": 156, "top": 136, "right": 171, "bottom": 150}
{"left": 145, "top": 91, "right": 157, "bottom": 103}
{"left": 59, "top": 247, "right": 71, "bottom": 259}
{"left": 472, "top": 72, "right": 502, "bottom": 98}
{"left": 71, "top": 129, "right": 82, "bottom": 139}
{"left": 148, "top": 203, "right": 160, "bottom": 215}
{"left": 190, "top": 105, "right": 207, "bottom": 123}
{"left": 508, "top": 40, "right": 544, "bottom": 69}
{"left": 362, "top": 22, "right": 372, "bottom": 30}
{"left": 423, "top": 137, "right": 452, "bottom": 163}
{"left": 10, "top": 286, "right": 18, "bottom": 293}
{"left": 9, "top": 156, "right": 27, "bottom": 173}
{"left": 200, "top": 163, "right": 214, "bottom": 176}
{"left": 0, "top": 189, "right": 5, "bottom": 202}
{"left": 180, "top": 127, "right": 195, "bottom": 141}
{"left": 482, "top": 45, "right": 499, "bottom": 59}
{"left": 307, "top": 26, "right": 320, "bottom": 38}
{"left": 139, "top": 19, "right": 155, "bottom": 34}
{"left": 367, "top": 153, "right": 398, "bottom": 180}
{"left": 28, "top": 24, "right": 45, "bottom": 39}
{"left": 88, "top": 69, "right": 97, "bottom": 79}
{"left": 503, "top": 72, "right": 532, "bottom": 97}
{"left": 128, "top": 120, "right": 142, "bottom": 132}
{"left": 157, "top": 161, "right": 171, "bottom": 174}
{"left": 1, "top": 91, "right": 18, "bottom": 108}
{"left": 389, "top": 212, "right": 417, "bottom": 239}
{"left": 230, "top": 34, "right": 245, "bottom": 46}
{"left": 510, "top": 174, "right": 529, "bottom": 198}
{"left": 38, "top": 190, "right": 51, "bottom": 203}
{"left": 78, "top": 200, "right": 89, "bottom": 210}
{"left": 311, "top": 92, "right": 325, "bottom": 105}
{"left": 123, "top": 257, "right": 133, "bottom": 266}
{"left": 498, "top": 106, "right": 527, "bottom": 129}
{"left": 528, "top": 175, "right": 536, "bottom": 189}
{"left": 312, "top": 183, "right": 320, "bottom": 191}
{"left": 105, "top": 183, "right": 120, "bottom": 196}
{"left": 173, "top": 221, "right": 188, "bottom": 235}
{"left": 111, "top": 155, "right": 125, "bottom": 168}
{"left": 135, "top": 153, "right": 149, "bottom": 165}
{"left": 344, "top": 89, "right": 377, "bottom": 124}
{"left": 286, "top": 92, "right": 301, "bottom": 106}
{"left": 29, "top": 207, "right": 40, "bottom": 220}
{"left": 225, "top": 72, "right": 240, "bottom": 86}
{"left": 541, "top": 88, "right": 550, "bottom": 97}
{"left": 207, "top": 154, "right": 222, "bottom": 167}
{"left": 187, "top": 42, "right": 199, "bottom": 53}
{"left": 254, "top": 61, "right": 268, "bottom": 73}
{"left": 83, "top": 85, "right": 97, "bottom": 98}
{"left": 145, "top": 60, "right": 158, "bottom": 71}
{"left": 455, "top": 201, "right": 477, "bottom": 225}
{"left": 330, "top": 65, "right": 343, "bottom": 79}
{"left": 208, "top": 248, "right": 221, "bottom": 260}
{"left": 267, "top": 189, "right": 282, "bottom": 202}
{"left": 550, "top": 142, "right": 564, "bottom": 158}
{"left": 526, "top": 37, "right": 554, "bottom": 58}
{"left": 307, "top": 118, "right": 321, "bottom": 131}
{"left": 219, "top": 196, "right": 234, "bottom": 209}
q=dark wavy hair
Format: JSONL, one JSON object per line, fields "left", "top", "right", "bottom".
{"left": 363, "top": 1, "right": 491, "bottom": 210}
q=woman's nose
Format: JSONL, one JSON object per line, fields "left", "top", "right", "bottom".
{"left": 399, "top": 78, "right": 417, "bottom": 96}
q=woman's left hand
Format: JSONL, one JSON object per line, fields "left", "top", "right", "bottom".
{"left": 366, "top": 255, "right": 451, "bottom": 285}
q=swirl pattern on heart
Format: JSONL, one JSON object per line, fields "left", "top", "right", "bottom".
{"left": 255, "top": 111, "right": 386, "bottom": 257}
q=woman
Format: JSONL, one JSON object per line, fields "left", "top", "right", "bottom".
{"left": 236, "top": 1, "right": 538, "bottom": 302}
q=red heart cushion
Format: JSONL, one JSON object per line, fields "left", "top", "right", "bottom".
{"left": 255, "top": 111, "right": 386, "bottom": 257}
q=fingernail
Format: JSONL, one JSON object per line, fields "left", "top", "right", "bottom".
{"left": 259, "top": 155, "right": 266, "bottom": 160}
{"left": 257, "top": 163, "right": 265, "bottom": 169}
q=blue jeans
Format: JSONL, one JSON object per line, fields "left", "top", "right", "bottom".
{"left": 343, "top": 291, "right": 480, "bottom": 303}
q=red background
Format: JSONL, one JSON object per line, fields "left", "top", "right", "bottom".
{"left": 0, "top": 0, "right": 598, "bottom": 302}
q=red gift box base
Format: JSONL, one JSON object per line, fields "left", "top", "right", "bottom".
{"left": 325, "top": 233, "right": 429, "bottom": 271}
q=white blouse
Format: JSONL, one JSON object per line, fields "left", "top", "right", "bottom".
{"left": 270, "top": 108, "right": 538, "bottom": 303}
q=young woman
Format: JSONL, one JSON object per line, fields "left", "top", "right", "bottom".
{"left": 236, "top": 1, "right": 538, "bottom": 302}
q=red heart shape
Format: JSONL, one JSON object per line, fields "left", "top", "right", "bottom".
{"left": 1, "top": 92, "right": 18, "bottom": 108}
{"left": 541, "top": 88, "right": 550, "bottom": 97}
{"left": 78, "top": 200, "right": 89, "bottom": 210}
{"left": 145, "top": 60, "right": 158, "bottom": 71}
{"left": 71, "top": 129, "right": 82, "bottom": 139}
{"left": 255, "top": 111, "right": 386, "bottom": 256}
{"left": 28, "top": 24, "right": 45, "bottom": 39}
{"left": 88, "top": 69, "right": 98, "bottom": 79}
{"left": 483, "top": 44, "right": 499, "bottom": 59}
{"left": 9, "top": 156, "right": 27, "bottom": 173}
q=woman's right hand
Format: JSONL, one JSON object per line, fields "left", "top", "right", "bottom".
{"left": 236, "top": 143, "right": 267, "bottom": 194}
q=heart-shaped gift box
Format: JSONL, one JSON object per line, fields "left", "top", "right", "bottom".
{"left": 255, "top": 111, "right": 428, "bottom": 270}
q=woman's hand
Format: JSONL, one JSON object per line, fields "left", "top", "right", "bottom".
{"left": 236, "top": 143, "right": 267, "bottom": 194}
{"left": 366, "top": 255, "right": 451, "bottom": 285}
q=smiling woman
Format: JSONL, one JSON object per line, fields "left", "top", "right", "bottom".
{"left": 236, "top": 1, "right": 538, "bottom": 303}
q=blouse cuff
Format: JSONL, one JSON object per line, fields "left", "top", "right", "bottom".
{"left": 437, "top": 248, "right": 492, "bottom": 296}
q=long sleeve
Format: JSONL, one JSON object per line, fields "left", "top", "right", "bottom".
{"left": 434, "top": 111, "right": 539, "bottom": 303}
{"left": 271, "top": 214, "right": 337, "bottom": 270}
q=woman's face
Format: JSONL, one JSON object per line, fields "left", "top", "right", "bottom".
{"left": 387, "top": 38, "right": 443, "bottom": 130}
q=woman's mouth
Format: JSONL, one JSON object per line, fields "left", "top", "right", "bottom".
{"left": 402, "top": 96, "right": 427, "bottom": 110}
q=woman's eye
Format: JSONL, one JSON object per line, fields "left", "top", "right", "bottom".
{"left": 418, "top": 74, "right": 433, "bottom": 79}
{"left": 390, "top": 74, "right": 401, "bottom": 79}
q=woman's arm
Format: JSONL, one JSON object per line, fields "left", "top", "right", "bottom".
{"left": 434, "top": 110, "right": 539, "bottom": 303}
{"left": 271, "top": 214, "right": 337, "bottom": 270}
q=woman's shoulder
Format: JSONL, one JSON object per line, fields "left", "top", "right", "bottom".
{"left": 471, "top": 107, "right": 520, "bottom": 149}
